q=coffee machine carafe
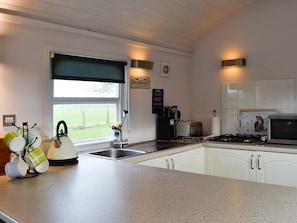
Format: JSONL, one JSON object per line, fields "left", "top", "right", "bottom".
{"left": 157, "top": 106, "right": 181, "bottom": 140}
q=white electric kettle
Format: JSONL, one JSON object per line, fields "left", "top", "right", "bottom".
{"left": 47, "top": 120, "right": 78, "bottom": 166}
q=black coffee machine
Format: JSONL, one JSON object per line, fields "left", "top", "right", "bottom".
{"left": 156, "top": 106, "right": 181, "bottom": 140}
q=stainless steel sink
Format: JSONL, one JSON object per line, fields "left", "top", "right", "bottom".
{"left": 89, "top": 148, "right": 146, "bottom": 160}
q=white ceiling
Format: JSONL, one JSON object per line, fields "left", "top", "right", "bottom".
{"left": 0, "top": 0, "right": 258, "bottom": 53}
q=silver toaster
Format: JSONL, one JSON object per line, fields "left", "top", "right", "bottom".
{"left": 177, "top": 121, "right": 203, "bottom": 137}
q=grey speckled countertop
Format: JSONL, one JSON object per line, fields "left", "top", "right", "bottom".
{"left": 204, "top": 141, "right": 297, "bottom": 154}
{"left": 1, "top": 155, "right": 297, "bottom": 223}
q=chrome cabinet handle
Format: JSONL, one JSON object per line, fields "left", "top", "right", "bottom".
{"left": 251, "top": 154, "right": 254, "bottom": 170}
{"left": 258, "top": 155, "right": 261, "bottom": 170}
{"left": 166, "top": 159, "right": 169, "bottom": 169}
{"left": 171, "top": 158, "right": 175, "bottom": 170}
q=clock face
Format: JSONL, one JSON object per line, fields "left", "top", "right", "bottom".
{"left": 163, "top": 65, "right": 169, "bottom": 74}
{"left": 160, "top": 62, "right": 170, "bottom": 77}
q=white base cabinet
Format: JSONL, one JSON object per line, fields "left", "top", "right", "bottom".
{"left": 206, "top": 148, "right": 255, "bottom": 181}
{"left": 207, "top": 147, "right": 297, "bottom": 188}
{"left": 138, "top": 148, "right": 205, "bottom": 174}
{"left": 257, "top": 151, "right": 297, "bottom": 187}
{"left": 137, "top": 144, "right": 297, "bottom": 187}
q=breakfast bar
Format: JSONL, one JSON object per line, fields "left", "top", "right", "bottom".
{"left": 1, "top": 155, "right": 297, "bottom": 223}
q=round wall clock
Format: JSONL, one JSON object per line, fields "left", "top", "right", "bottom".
{"left": 160, "top": 62, "right": 170, "bottom": 77}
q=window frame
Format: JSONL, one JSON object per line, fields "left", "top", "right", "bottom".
{"left": 44, "top": 47, "right": 130, "bottom": 151}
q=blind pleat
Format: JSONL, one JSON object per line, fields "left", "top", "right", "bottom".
{"left": 51, "top": 53, "right": 127, "bottom": 83}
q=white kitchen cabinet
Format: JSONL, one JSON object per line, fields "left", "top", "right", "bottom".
{"left": 138, "top": 148, "right": 205, "bottom": 174}
{"left": 206, "top": 147, "right": 256, "bottom": 181}
{"left": 138, "top": 156, "right": 167, "bottom": 169}
{"left": 256, "top": 151, "right": 297, "bottom": 187}
{"left": 206, "top": 147, "right": 297, "bottom": 187}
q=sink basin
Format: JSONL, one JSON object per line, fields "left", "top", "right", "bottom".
{"left": 89, "top": 148, "right": 146, "bottom": 159}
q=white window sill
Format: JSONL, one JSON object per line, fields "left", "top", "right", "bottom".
{"left": 75, "top": 138, "right": 113, "bottom": 153}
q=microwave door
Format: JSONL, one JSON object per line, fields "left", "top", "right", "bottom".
{"left": 269, "top": 117, "right": 297, "bottom": 145}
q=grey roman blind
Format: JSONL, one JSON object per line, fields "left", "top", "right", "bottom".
{"left": 51, "top": 53, "right": 127, "bottom": 83}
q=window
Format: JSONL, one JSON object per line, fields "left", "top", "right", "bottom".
{"left": 50, "top": 52, "right": 128, "bottom": 144}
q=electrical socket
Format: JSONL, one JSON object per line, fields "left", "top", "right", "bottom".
{"left": 3, "top": 114, "right": 16, "bottom": 126}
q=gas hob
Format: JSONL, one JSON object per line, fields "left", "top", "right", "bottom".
{"left": 207, "top": 134, "right": 264, "bottom": 144}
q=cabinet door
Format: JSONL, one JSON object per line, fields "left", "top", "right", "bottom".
{"left": 170, "top": 148, "right": 205, "bottom": 174}
{"left": 206, "top": 148, "right": 256, "bottom": 181}
{"left": 138, "top": 156, "right": 168, "bottom": 169}
{"left": 257, "top": 151, "right": 297, "bottom": 187}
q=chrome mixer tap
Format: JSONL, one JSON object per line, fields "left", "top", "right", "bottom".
{"left": 111, "top": 110, "right": 128, "bottom": 148}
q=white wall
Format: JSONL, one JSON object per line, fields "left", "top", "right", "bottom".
{"left": 191, "top": 0, "right": 297, "bottom": 134}
{"left": 0, "top": 16, "right": 191, "bottom": 144}
{"left": 3, "top": 0, "right": 292, "bottom": 141}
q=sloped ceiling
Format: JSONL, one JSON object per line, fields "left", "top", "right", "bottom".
{"left": 0, "top": 0, "right": 258, "bottom": 53}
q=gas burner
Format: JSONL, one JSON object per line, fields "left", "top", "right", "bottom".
{"left": 207, "top": 134, "right": 263, "bottom": 144}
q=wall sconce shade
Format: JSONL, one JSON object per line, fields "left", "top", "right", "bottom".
{"left": 131, "top": 60, "right": 153, "bottom": 69}
{"left": 222, "top": 58, "right": 246, "bottom": 68}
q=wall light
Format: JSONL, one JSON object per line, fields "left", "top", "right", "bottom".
{"left": 131, "top": 59, "right": 153, "bottom": 69}
{"left": 222, "top": 58, "right": 246, "bottom": 68}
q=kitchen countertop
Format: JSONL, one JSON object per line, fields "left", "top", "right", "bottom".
{"left": 204, "top": 141, "right": 297, "bottom": 154}
{"left": 119, "top": 139, "right": 297, "bottom": 163}
{"left": 123, "top": 141, "right": 203, "bottom": 163}
{"left": 1, "top": 155, "right": 297, "bottom": 222}
{"left": 83, "top": 140, "right": 203, "bottom": 163}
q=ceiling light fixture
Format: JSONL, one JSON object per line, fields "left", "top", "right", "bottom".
{"left": 222, "top": 58, "right": 246, "bottom": 68}
{"left": 131, "top": 60, "right": 153, "bottom": 69}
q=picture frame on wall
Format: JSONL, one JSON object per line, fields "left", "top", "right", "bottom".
{"left": 130, "top": 76, "right": 150, "bottom": 89}
{"left": 152, "top": 89, "right": 164, "bottom": 114}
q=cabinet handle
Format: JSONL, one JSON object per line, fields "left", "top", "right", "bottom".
{"left": 257, "top": 155, "right": 261, "bottom": 170}
{"left": 166, "top": 159, "right": 169, "bottom": 169}
{"left": 171, "top": 158, "right": 175, "bottom": 170}
{"left": 251, "top": 154, "right": 254, "bottom": 170}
